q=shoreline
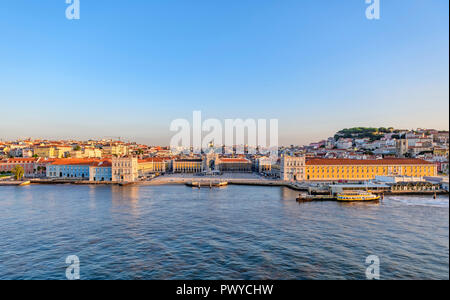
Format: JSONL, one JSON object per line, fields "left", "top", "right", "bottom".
{"left": 23, "top": 177, "right": 309, "bottom": 191}
{"left": 1, "top": 176, "right": 448, "bottom": 196}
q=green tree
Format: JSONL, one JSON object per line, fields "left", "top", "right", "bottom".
{"left": 73, "top": 145, "right": 82, "bottom": 151}
{"left": 11, "top": 165, "right": 24, "bottom": 180}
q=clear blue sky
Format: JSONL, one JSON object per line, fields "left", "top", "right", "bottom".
{"left": 0, "top": 0, "right": 448, "bottom": 145}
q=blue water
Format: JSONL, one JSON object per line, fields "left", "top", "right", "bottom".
{"left": 0, "top": 185, "right": 448, "bottom": 280}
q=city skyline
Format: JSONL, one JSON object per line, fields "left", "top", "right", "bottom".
{"left": 1, "top": 0, "right": 449, "bottom": 145}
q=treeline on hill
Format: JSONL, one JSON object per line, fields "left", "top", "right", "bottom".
{"left": 334, "top": 127, "right": 396, "bottom": 141}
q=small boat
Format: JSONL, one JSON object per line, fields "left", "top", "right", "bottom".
{"left": 337, "top": 191, "right": 380, "bottom": 202}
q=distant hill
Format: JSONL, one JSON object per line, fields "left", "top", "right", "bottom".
{"left": 334, "top": 127, "right": 394, "bottom": 141}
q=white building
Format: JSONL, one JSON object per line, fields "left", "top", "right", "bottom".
{"left": 280, "top": 155, "right": 305, "bottom": 181}
{"left": 336, "top": 138, "right": 353, "bottom": 150}
{"left": 396, "top": 139, "right": 408, "bottom": 157}
{"left": 256, "top": 157, "right": 275, "bottom": 173}
{"left": 112, "top": 156, "right": 138, "bottom": 182}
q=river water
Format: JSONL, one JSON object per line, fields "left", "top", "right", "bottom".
{"left": 0, "top": 184, "right": 448, "bottom": 279}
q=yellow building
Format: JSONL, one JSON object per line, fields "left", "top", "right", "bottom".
{"left": 305, "top": 158, "right": 437, "bottom": 181}
{"left": 216, "top": 158, "right": 252, "bottom": 172}
{"left": 70, "top": 148, "right": 103, "bottom": 159}
{"left": 55, "top": 146, "right": 72, "bottom": 158}
{"left": 103, "top": 144, "right": 128, "bottom": 156}
{"left": 173, "top": 159, "right": 203, "bottom": 173}
{"left": 138, "top": 158, "right": 168, "bottom": 174}
{"left": 434, "top": 147, "right": 449, "bottom": 157}
{"left": 34, "top": 146, "right": 56, "bottom": 158}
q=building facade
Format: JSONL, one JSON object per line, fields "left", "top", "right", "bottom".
{"left": 396, "top": 139, "right": 408, "bottom": 157}
{"left": 0, "top": 158, "right": 38, "bottom": 176}
{"left": 280, "top": 155, "right": 306, "bottom": 181}
{"left": 305, "top": 158, "right": 437, "bottom": 181}
{"left": 173, "top": 159, "right": 203, "bottom": 173}
{"left": 256, "top": 157, "right": 274, "bottom": 173}
{"left": 138, "top": 158, "right": 168, "bottom": 175}
{"left": 47, "top": 159, "right": 113, "bottom": 181}
{"left": 103, "top": 144, "right": 128, "bottom": 156}
{"left": 112, "top": 156, "right": 138, "bottom": 182}
{"left": 34, "top": 158, "right": 57, "bottom": 177}
{"left": 216, "top": 158, "right": 252, "bottom": 172}
{"left": 89, "top": 161, "right": 112, "bottom": 182}
{"left": 47, "top": 159, "right": 95, "bottom": 179}
{"left": 34, "top": 146, "right": 56, "bottom": 158}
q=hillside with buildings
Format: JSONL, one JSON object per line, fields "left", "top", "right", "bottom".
{"left": 0, "top": 127, "right": 448, "bottom": 185}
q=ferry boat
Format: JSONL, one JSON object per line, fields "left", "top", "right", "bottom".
{"left": 336, "top": 191, "right": 380, "bottom": 202}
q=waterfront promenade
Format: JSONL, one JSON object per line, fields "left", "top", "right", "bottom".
{"left": 141, "top": 173, "right": 309, "bottom": 191}
{"left": 2, "top": 173, "right": 306, "bottom": 190}
{"left": 3, "top": 173, "right": 448, "bottom": 195}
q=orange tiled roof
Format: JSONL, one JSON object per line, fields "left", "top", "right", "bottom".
{"left": 96, "top": 160, "right": 112, "bottom": 167}
{"left": 175, "top": 159, "right": 203, "bottom": 162}
{"left": 6, "top": 158, "right": 39, "bottom": 163}
{"left": 50, "top": 158, "right": 100, "bottom": 166}
{"left": 138, "top": 158, "right": 166, "bottom": 163}
{"left": 51, "top": 158, "right": 112, "bottom": 167}
{"left": 219, "top": 158, "right": 251, "bottom": 163}
{"left": 37, "top": 159, "right": 57, "bottom": 165}
{"left": 306, "top": 158, "right": 434, "bottom": 166}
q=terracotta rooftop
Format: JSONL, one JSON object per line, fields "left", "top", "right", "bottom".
{"left": 96, "top": 160, "right": 112, "bottom": 167}
{"left": 6, "top": 158, "right": 39, "bottom": 163}
{"left": 138, "top": 158, "right": 166, "bottom": 163}
{"left": 306, "top": 158, "right": 434, "bottom": 166}
{"left": 50, "top": 159, "right": 101, "bottom": 166}
{"left": 174, "top": 159, "right": 203, "bottom": 162}
{"left": 219, "top": 158, "right": 251, "bottom": 163}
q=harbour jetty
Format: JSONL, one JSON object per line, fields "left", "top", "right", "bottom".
{"left": 28, "top": 179, "right": 134, "bottom": 186}
{"left": 296, "top": 190, "right": 447, "bottom": 203}
{"left": 296, "top": 194, "right": 337, "bottom": 202}
{"left": 0, "top": 180, "right": 31, "bottom": 186}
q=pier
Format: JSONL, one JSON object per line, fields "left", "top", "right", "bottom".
{"left": 296, "top": 194, "right": 338, "bottom": 202}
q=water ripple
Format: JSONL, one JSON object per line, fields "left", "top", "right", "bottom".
{"left": 0, "top": 185, "right": 448, "bottom": 280}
